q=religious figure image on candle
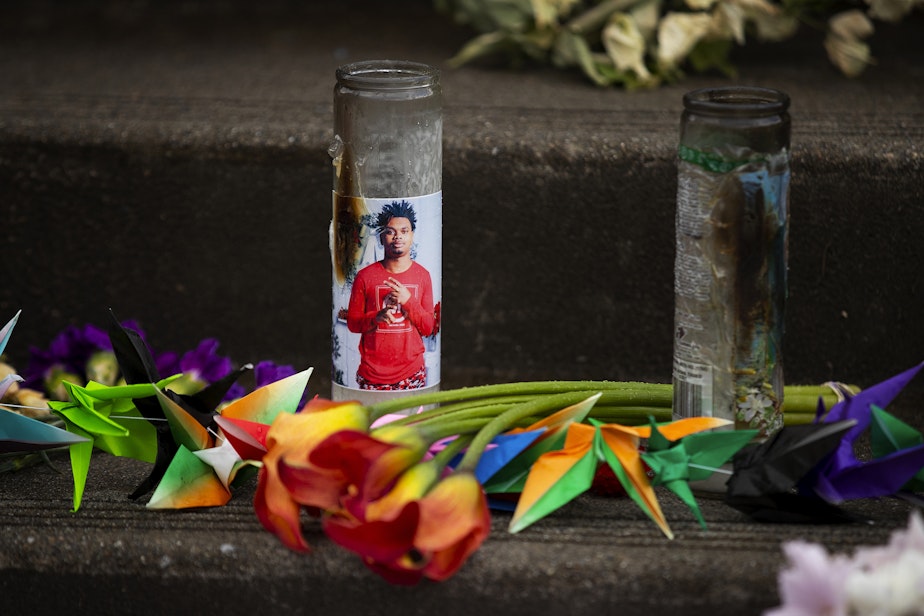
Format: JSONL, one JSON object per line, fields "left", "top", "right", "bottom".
{"left": 344, "top": 199, "right": 438, "bottom": 391}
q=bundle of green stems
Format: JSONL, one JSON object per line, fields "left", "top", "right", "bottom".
{"left": 368, "top": 381, "right": 857, "bottom": 431}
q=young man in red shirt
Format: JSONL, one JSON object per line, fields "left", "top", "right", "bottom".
{"left": 347, "top": 200, "right": 435, "bottom": 390}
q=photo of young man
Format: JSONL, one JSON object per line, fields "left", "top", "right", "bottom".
{"left": 346, "top": 200, "right": 435, "bottom": 390}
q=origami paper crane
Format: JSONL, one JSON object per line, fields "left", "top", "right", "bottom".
{"left": 727, "top": 362, "right": 924, "bottom": 522}
{"left": 146, "top": 367, "right": 312, "bottom": 509}
{"left": 1, "top": 310, "right": 91, "bottom": 455}
{"left": 869, "top": 405, "right": 924, "bottom": 492}
{"left": 724, "top": 419, "right": 860, "bottom": 523}
{"left": 809, "top": 361, "right": 924, "bottom": 503}
{"left": 146, "top": 444, "right": 235, "bottom": 509}
{"left": 642, "top": 420, "right": 757, "bottom": 528}
{"left": 507, "top": 421, "right": 602, "bottom": 533}
{"left": 105, "top": 312, "right": 254, "bottom": 500}
{"left": 480, "top": 393, "right": 599, "bottom": 495}
{"left": 49, "top": 312, "right": 312, "bottom": 511}
{"left": 509, "top": 415, "right": 732, "bottom": 538}
{"left": 597, "top": 416, "right": 734, "bottom": 537}
{"left": 473, "top": 430, "right": 544, "bottom": 486}
{"left": 212, "top": 415, "right": 271, "bottom": 461}
{"left": 49, "top": 379, "right": 177, "bottom": 511}
{"left": 0, "top": 310, "right": 19, "bottom": 355}
{"left": 1, "top": 311, "right": 24, "bottom": 402}
{"left": 1, "top": 408, "right": 90, "bottom": 454}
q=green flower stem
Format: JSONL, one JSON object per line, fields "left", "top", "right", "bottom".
{"left": 783, "top": 394, "right": 837, "bottom": 413}
{"left": 366, "top": 381, "right": 671, "bottom": 422}
{"left": 394, "top": 390, "right": 672, "bottom": 431}
{"left": 784, "top": 394, "right": 837, "bottom": 413}
{"left": 785, "top": 384, "right": 857, "bottom": 394}
{"left": 595, "top": 388, "right": 673, "bottom": 406}
{"left": 384, "top": 397, "right": 529, "bottom": 427}
{"left": 587, "top": 406, "right": 672, "bottom": 423}
{"left": 421, "top": 417, "right": 493, "bottom": 443}
{"left": 367, "top": 381, "right": 855, "bottom": 449}
{"left": 431, "top": 433, "right": 473, "bottom": 468}
{"left": 783, "top": 412, "right": 818, "bottom": 426}
{"left": 455, "top": 391, "right": 596, "bottom": 473}
{"left": 409, "top": 407, "right": 523, "bottom": 445}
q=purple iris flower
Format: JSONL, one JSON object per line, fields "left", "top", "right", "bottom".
{"left": 178, "top": 339, "right": 233, "bottom": 383}
{"left": 253, "top": 360, "right": 296, "bottom": 388}
{"left": 22, "top": 320, "right": 144, "bottom": 390}
{"left": 159, "top": 342, "right": 296, "bottom": 402}
{"left": 24, "top": 319, "right": 298, "bottom": 404}
{"left": 167, "top": 338, "right": 245, "bottom": 401}
{"left": 154, "top": 350, "right": 182, "bottom": 382}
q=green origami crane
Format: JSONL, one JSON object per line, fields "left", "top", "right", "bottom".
{"left": 48, "top": 366, "right": 313, "bottom": 512}
{"left": 48, "top": 378, "right": 179, "bottom": 511}
{"left": 642, "top": 420, "right": 758, "bottom": 528}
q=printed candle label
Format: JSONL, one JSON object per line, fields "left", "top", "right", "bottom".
{"left": 331, "top": 192, "right": 442, "bottom": 393}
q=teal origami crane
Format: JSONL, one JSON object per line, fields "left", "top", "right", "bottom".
{"left": 1, "top": 310, "right": 91, "bottom": 455}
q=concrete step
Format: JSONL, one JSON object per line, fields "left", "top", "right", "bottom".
{"left": 1, "top": 447, "right": 920, "bottom": 616}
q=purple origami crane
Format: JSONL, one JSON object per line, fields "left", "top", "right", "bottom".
{"left": 810, "top": 362, "right": 924, "bottom": 503}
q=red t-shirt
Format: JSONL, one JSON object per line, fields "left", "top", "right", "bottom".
{"left": 346, "top": 261, "right": 435, "bottom": 384}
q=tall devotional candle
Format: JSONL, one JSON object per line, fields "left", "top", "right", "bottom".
{"left": 671, "top": 86, "right": 791, "bottom": 438}
{"left": 329, "top": 60, "right": 443, "bottom": 405}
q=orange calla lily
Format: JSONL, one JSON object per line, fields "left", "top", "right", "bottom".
{"left": 413, "top": 470, "right": 491, "bottom": 581}
{"left": 254, "top": 400, "right": 369, "bottom": 552}
{"left": 278, "top": 425, "right": 427, "bottom": 520}
{"left": 324, "top": 463, "right": 490, "bottom": 585}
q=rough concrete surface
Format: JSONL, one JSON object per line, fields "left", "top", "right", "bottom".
{"left": 1, "top": 450, "right": 920, "bottom": 616}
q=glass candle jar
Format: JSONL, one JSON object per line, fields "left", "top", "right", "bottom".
{"left": 329, "top": 60, "right": 442, "bottom": 405}
{"left": 671, "top": 86, "right": 791, "bottom": 438}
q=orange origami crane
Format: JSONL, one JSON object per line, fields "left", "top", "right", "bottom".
{"left": 509, "top": 416, "right": 733, "bottom": 538}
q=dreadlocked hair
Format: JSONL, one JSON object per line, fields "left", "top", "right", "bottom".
{"left": 375, "top": 200, "right": 417, "bottom": 232}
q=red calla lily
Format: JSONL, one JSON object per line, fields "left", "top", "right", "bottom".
{"left": 324, "top": 463, "right": 490, "bottom": 585}
{"left": 253, "top": 400, "right": 369, "bottom": 552}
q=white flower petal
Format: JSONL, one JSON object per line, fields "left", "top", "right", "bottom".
{"left": 776, "top": 541, "right": 853, "bottom": 614}
{"left": 631, "top": 0, "right": 663, "bottom": 41}
{"left": 865, "top": 0, "right": 917, "bottom": 23}
{"left": 829, "top": 9, "right": 875, "bottom": 39}
{"left": 685, "top": 0, "right": 718, "bottom": 10}
{"left": 531, "top": 0, "right": 582, "bottom": 27}
{"left": 657, "top": 11, "right": 714, "bottom": 67}
{"left": 602, "top": 13, "right": 652, "bottom": 78}
{"left": 713, "top": 2, "right": 746, "bottom": 45}
{"left": 825, "top": 10, "right": 875, "bottom": 77}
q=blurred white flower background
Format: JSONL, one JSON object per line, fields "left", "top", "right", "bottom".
{"left": 435, "top": 0, "right": 924, "bottom": 87}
